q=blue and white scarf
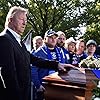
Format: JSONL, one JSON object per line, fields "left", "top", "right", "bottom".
{"left": 41, "top": 45, "right": 65, "bottom": 63}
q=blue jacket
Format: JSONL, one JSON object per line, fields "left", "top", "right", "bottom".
{"left": 68, "top": 51, "right": 87, "bottom": 67}
{"left": 31, "top": 45, "right": 67, "bottom": 89}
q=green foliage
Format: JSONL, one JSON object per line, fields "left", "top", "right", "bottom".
{"left": 83, "top": 0, "right": 100, "bottom": 44}
{"left": 0, "top": 0, "right": 100, "bottom": 98}
{"left": 0, "top": 0, "right": 10, "bottom": 31}
{"left": 83, "top": 23, "right": 100, "bottom": 44}
{"left": 0, "top": 0, "right": 91, "bottom": 38}
{"left": 1, "top": 0, "right": 100, "bottom": 43}
{"left": 93, "top": 87, "right": 100, "bottom": 98}
{"left": 92, "top": 80, "right": 100, "bottom": 99}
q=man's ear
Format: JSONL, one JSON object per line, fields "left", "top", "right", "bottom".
{"left": 9, "top": 17, "right": 13, "bottom": 23}
{"left": 44, "top": 37, "right": 46, "bottom": 41}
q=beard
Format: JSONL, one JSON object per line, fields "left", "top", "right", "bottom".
{"left": 46, "top": 43, "right": 55, "bottom": 48}
{"left": 57, "top": 42, "right": 65, "bottom": 47}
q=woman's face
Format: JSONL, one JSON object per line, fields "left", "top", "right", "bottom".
{"left": 77, "top": 41, "right": 85, "bottom": 53}
{"left": 68, "top": 42, "right": 76, "bottom": 53}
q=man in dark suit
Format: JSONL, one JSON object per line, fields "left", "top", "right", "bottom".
{"left": 0, "top": 6, "right": 75, "bottom": 100}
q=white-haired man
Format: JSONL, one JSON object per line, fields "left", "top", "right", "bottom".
{"left": 0, "top": 6, "right": 75, "bottom": 100}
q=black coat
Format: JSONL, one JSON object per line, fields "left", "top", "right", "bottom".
{"left": 0, "top": 29, "right": 58, "bottom": 100}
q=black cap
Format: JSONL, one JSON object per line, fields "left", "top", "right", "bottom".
{"left": 86, "top": 40, "right": 97, "bottom": 47}
{"left": 44, "top": 29, "right": 58, "bottom": 37}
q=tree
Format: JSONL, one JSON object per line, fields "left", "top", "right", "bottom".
{"left": 27, "top": 0, "right": 90, "bottom": 38}
{"left": 82, "top": 0, "right": 100, "bottom": 44}
{"left": 0, "top": 0, "right": 93, "bottom": 38}
{"left": 0, "top": 0, "right": 10, "bottom": 31}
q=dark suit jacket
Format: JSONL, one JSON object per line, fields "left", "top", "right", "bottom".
{"left": 0, "top": 29, "right": 58, "bottom": 100}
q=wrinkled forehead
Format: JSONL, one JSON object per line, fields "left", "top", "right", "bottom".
{"left": 13, "top": 11, "right": 27, "bottom": 18}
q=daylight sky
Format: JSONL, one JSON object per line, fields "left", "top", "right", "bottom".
{"left": 25, "top": 0, "right": 30, "bottom": 3}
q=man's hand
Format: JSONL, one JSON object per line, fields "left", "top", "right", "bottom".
{"left": 37, "top": 85, "right": 45, "bottom": 92}
{"left": 58, "top": 63, "right": 76, "bottom": 71}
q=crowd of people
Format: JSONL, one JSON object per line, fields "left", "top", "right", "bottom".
{"left": 31, "top": 30, "right": 100, "bottom": 100}
{"left": 0, "top": 6, "right": 100, "bottom": 100}
{"left": 0, "top": 6, "right": 76, "bottom": 100}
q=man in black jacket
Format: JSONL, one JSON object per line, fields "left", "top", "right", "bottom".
{"left": 0, "top": 6, "right": 75, "bottom": 100}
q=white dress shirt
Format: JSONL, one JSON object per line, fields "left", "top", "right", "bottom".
{"left": 7, "top": 27, "right": 22, "bottom": 46}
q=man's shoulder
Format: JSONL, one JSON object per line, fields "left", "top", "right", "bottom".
{"left": 0, "top": 30, "right": 15, "bottom": 49}
{"left": 0, "top": 29, "right": 11, "bottom": 39}
{"left": 0, "top": 32, "right": 10, "bottom": 43}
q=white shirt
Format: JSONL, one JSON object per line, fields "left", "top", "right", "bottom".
{"left": 7, "top": 27, "right": 22, "bottom": 46}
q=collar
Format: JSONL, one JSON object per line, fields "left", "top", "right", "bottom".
{"left": 7, "top": 27, "right": 21, "bottom": 45}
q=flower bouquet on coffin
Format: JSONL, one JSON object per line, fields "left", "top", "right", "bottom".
{"left": 79, "top": 56, "right": 100, "bottom": 69}
{"left": 79, "top": 56, "right": 100, "bottom": 79}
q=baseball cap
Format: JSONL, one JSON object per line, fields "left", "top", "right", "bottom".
{"left": 44, "top": 29, "right": 58, "bottom": 37}
{"left": 86, "top": 40, "right": 97, "bottom": 47}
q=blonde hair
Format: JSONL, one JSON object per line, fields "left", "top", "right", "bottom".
{"left": 5, "top": 6, "right": 28, "bottom": 27}
{"left": 65, "top": 37, "right": 76, "bottom": 48}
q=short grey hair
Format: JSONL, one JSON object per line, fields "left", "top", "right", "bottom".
{"left": 5, "top": 6, "right": 28, "bottom": 27}
{"left": 33, "top": 36, "right": 43, "bottom": 44}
